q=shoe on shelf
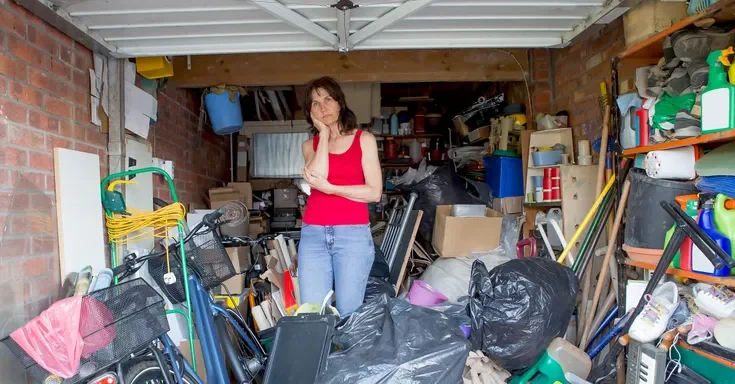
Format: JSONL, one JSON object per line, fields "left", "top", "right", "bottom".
{"left": 629, "top": 282, "right": 680, "bottom": 343}
{"left": 692, "top": 283, "right": 735, "bottom": 319}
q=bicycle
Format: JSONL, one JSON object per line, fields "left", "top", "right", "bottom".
{"left": 108, "top": 201, "right": 269, "bottom": 383}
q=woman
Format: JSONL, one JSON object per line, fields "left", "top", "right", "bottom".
{"left": 299, "top": 76, "right": 383, "bottom": 317}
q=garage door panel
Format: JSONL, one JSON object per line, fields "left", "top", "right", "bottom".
{"left": 356, "top": 35, "right": 562, "bottom": 49}
{"left": 67, "top": 0, "right": 258, "bottom": 15}
{"left": 371, "top": 30, "right": 566, "bottom": 41}
{"left": 97, "top": 23, "right": 304, "bottom": 42}
{"left": 385, "top": 19, "right": 579, "bottom": 32}
{"left": 432, "top": 0, "right": 603, "bottom": 5}
{"left": 114, "top": 34, "right": 324, "bottom": 49}
{"left": 82, "top": 9, "right": 280, "bottom": 29}
{"left": 408, "top": 5, "right": 597, "bottom": 19}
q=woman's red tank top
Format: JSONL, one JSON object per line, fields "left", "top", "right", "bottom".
{"left": 302, "top": 129, "right": 369, "bottom": 226}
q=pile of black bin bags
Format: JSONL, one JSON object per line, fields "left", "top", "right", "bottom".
{"left": 317, "top": 257, "right": 578, "bottom": 383}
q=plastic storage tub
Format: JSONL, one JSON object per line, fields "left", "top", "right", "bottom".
{"left": 624, "top": 168, "right": 699, "bottom": 249}
{"left": 532, "top": 150, "right": 563, "bottom": 166}
{"left": 484, "top": 156, "right": 524, "bottom": 198}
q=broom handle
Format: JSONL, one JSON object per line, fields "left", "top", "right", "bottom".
{"left": 581, "top": 179, "right": 631, "bottom": 350}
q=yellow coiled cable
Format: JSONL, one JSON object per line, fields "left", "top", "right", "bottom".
{"left": 105, "top": 202, "right": 187, "bottom": 244}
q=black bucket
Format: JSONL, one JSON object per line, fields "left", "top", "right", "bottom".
{"left": 624, "top": 168, "right": 699, "bottom": 250}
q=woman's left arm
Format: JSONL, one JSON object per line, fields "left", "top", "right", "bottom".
{"left": 304, "top": 132, "right": 383, "bottom": 203}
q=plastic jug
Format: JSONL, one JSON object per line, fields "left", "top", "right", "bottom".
{"left": 702, "top": 47, "right": 735, "bottom": 133}
{"left": 509, "top": 338, "right": 590, "bottom": 384}
{"left": 692, "top": 198, "right": 731, "bottom": 276}
{"left": 714, "top": 193, "right": 735, "bottom": 275}
{"left": 390, "top": 114, "right": 399, "bottom": 135}
{"left": 668, "top": 194, "right": 698, "bottom": 270}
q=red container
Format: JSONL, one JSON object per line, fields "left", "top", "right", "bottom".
{"left": 414, "top": 114, "right": 425, "bottom": 133}
{"left": 543, "top": 177, "right": 552, "bottom": 189}
{"left": 384, "top": 139, "right": 398, "bottom": 159}
{"left": 543, "top": 188, "right": 552, "bottom": 201}
{"left": 544, "top": 168, "right": 553, "bottom": 178}
{"left": 551, "top": 187, "right": 561, "bottom": 200}
{"left": 636, "top": 108, "right": 650, "bottom": 147}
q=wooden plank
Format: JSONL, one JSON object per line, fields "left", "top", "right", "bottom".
{"left": 618, "top": 0, "right": 735, "bottom": 61}
{"left": 621, "top": 129, "right": 735, "bottom": 157}
{"left": 561, "top": 165, "right": 598, "bottom": 255}
{"left": 54, "top": 148, "right": 106, "bottom": 282}
{"left": 170, "top": 49, "right": 529, "bottom": 87}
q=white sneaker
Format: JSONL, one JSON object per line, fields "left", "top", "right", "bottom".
{"left": 692, "top": 283, "right": 735, "bottom": 319}
{"left": 629, "top": 282, "right": 680, "bottom": 343}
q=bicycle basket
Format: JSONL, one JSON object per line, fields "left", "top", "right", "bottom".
{"left": 148, "top": 227, "right": 236, "bottom": 304}
{"left": 1, "top": 278, "right": 169, "bottom": 384}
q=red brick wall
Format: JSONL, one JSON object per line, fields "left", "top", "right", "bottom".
{"left": 0, "top": 0, "right": 230, "bottom": 349}
{"left": 0, "top": 0, "right": 99, "bottom": 338}
{"left": 552, "top": 19, "right": 626, "bottom": 145}
{"left": 151, "top": 86, "right": 230, "bottom": 206}
{"left": 530, "top": 48, "right": 553, "bottom": 120}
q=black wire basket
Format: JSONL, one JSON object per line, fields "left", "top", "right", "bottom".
{"left": 148, "top": 227, "right": 236, "bottom": 304}
{"left": 1, "top": 278, "right": 169, "bottom": 384}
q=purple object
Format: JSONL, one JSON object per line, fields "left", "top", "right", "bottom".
{"left": 460, "top": 325, "right": 471, "bottom": 339}
{"left": 408, "top": 281, "right": 448, "bottom": 306}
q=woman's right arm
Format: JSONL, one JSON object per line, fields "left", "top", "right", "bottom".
{"left": 303, "top": 135, "right": 329, "bottom": 177}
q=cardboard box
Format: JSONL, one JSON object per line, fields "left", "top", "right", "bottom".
{"left": 492, "top": 196, "right": 523, "bottom": 215}
{"left": 209, "top": 183, "right": 253, "bottom": 210}
{"left": 432, "top": 205, "right": 504, "bottom": 258}
{"left": 250, "top": 216, "right": 270, "bottom": 236}
{"left": 221, "top": 246, "right": 250, "bottom": 294}
{"left": 227, "top": 182, "right": 253, "bottom": 209}
{"left": 623, "top": 0, "right": 688, "bottom": 47}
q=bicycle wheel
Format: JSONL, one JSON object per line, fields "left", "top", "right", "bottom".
{"left": 219, "top": 308, "right": 266, "bottom": 383}
{"left": 124, "top": 359, "right": 198, "bottom": 384}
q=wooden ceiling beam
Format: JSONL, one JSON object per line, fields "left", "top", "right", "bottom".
{"left": 170, "top": 49, "right": 530, "bottom": 88}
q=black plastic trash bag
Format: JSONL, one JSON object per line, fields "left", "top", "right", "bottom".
{"left": 407, "top": 165, "right": 488, "bottom": 248}
{"left": 468, "top": 257, "right": 578, "bottom": 372}
{"left": 316, "top": 295, "right": 470, "bottom": 384}
{"left": 363, "top": 277, "right": 395, "bottom": 303}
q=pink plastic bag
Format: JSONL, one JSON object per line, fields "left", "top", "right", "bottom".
{"left": 10, "top": 296, "right": 85, "bottom": 378}
{"left": 9, "top": 295, "right": 117, "bottom": 379}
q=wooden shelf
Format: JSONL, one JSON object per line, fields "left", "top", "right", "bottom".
{"left": 625, "top": 258, "right": 735, "bottom": 288}
{"left": 621, "top": 130, "right": 735, "bottom": 157}
{"left": 523, "top": 201, "right": 562, "bottom": 208}
{"left": 528, "top": 164, "right": 562, "bottom": 169}
{"left": 375, "top": 133, "right": 441, "bottom": 139}
{"left": 617, "top": 0, "right": 735, "bottom": 61}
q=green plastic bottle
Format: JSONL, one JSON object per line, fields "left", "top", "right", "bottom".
{"left": 714, "top": 194, "right": 735, "bottom": 275}
{"left": 702, "top": 47, "right": 735, "bottom": 134}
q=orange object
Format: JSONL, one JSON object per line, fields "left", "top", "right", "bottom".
{"left": 725, "top": 199, "right": 735, "bottom": 210}
{"left": 282, "top": 272, "right": 298, "bottom": 315}
{"left": 248, "top": 289, "right": 259, "bottom": 332}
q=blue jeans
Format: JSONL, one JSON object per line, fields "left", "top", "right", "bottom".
{"left": 298, "top": 224, "right": 375, "bottom": 316}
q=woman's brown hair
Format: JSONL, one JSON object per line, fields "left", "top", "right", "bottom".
{"left": 303, "top": 76, "right": 357, "bottom": 135}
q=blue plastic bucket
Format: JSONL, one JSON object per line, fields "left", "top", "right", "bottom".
{"left": 204, "top": 91, "right": 243, "bottom": 135}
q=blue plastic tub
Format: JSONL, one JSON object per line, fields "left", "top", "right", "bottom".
{"left": 204, "top": 91, "right": 243, "bottom": 135}
{"left": 483, "top": 156, "right": 524, "bottom": 198}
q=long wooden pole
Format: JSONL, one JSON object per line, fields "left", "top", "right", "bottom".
{"left": 580, "top": 179, "right": 631, "bottom": 350}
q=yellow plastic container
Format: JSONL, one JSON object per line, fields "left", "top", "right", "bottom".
{"left": 136, "top": 56, "right": 174, "bottom": 79}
